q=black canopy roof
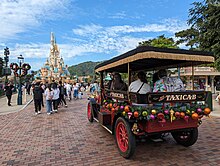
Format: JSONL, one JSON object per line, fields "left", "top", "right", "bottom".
{"left": 95, "top": 46, "right": 214, "bottom": 73}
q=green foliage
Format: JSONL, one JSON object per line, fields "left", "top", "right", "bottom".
{"left": 175, "top": 28, "right": 200, "bottom": 49}
{"left": 138, "top": 35, "right": 178, "bottom": 48}
{"left": 68, "top": 61, "right": 101, "bottom": 77}
{"left": 175, "top": 0, "right": 220, "bottom": 70}
{"left": 121, "top": 73, "right": 128, "bottom": 83}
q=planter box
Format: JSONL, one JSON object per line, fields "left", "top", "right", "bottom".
{"left": 98, "top": 111, "right": 111, "bottom": 125}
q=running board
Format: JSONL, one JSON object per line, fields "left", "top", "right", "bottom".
{"left": 101, "top": 124, "right": 112, "bottom": 134}
{"left": 94, "top": 118, "right": 112, "bottom": 134}
{"left": 94, "top": 117, "right": 99, "bottom": 122}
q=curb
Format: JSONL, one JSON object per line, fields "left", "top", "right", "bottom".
{"left": 18, "top": 98, "right": 33, "bottom": 112}
{"left": 0, "top": 98, "right": 33, "bottom": 115}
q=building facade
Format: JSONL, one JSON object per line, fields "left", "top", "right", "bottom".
{"left": 179, "top": 66, "right": 220, "bottom": 93}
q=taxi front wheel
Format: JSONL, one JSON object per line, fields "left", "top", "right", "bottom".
{"left": 114, "top": 117, "right": 136, "bottom": 159}
{"left": 87, "top": 102, "right": 93, "bottom": 122}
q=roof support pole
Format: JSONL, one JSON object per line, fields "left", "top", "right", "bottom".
{"left": 205, "top": 75, "right": 208, "bottom": 91}
{"left": 128, "top": 63, "right": 131, "bottom": 85}
{"left": 128, "top": 63, "right": 131, "bottom": 100}
{"left": 178, "top": 66, "right": 180, "bottom": 79}
{"left": 100, "top": 71, "right": 104, "bottom": 105}
{"left": 211, "top": 76, "right": 215, "bottom": 93}
{"left": 192, "top": 63, "right": 194, "bottom": 90}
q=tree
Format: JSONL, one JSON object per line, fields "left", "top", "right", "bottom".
{"left": 138, "top": 35, "right": 178, "bottom": 48}
{"left": 175, "top": 28, "right": 200, "bottom": 49}
{"left": 175, "top": 1, "right": 220, "bottom": 70}
{"left": 68, "top": 61, "right": 101, "bottom": 77}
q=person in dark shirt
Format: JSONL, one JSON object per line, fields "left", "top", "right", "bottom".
{"left": 33, "top": 82, "right": 44, "bottom": 115}
{"left": 58, "top": 81, "right": 67, "bottom": 107}
{"left": 4, "top": 82, "right": 14, "bottom": 106}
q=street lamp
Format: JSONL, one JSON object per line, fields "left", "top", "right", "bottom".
{"left": 17, "top": 55, "right": 24, "bottom": 105}
{"left": 3, "top": 47, "right": 11, "bottom": 83}
{"left": 10, "top": 55, "right": 31, "bottom": 105}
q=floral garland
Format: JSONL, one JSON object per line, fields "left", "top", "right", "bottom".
{"left": 101, "top": 99, "right": 211, "bottom": 123}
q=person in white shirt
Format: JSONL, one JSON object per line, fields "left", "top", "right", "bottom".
{"left": 52, "top": 83, "right": 60, "bottom": 113}
{"left": 65, "top": 83, "right": 72, "bottom": 101}
{"left": 129, "top": 71, "right": 151, "bottom": 94}
{"left": 45, "top": 84, "right": 54, "bottom": 115}
{"left": 73, "top": 82, "right": 79, "bottom": 99}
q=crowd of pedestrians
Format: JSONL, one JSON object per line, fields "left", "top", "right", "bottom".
{"left": 32, "top": 80, "right": 90, "bottom": 115}
{"left": 2, "top": 79, "right": 100, "bottom": 114}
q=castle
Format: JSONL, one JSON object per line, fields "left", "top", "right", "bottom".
{"left": 35, "top": 32, "right": 70, "bottom": 83}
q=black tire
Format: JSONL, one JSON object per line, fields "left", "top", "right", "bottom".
{"left": 114, "top": 117, "right": 136, "bottom": 159}
{"left": 171, "top": 128, "right": 198, "bottom": 147}
{"left": 87, "top": 102, "right": 93, "bottom": 122}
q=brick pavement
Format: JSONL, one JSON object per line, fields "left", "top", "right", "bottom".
{"left": 0, "top": 96, "right": 220, "bottom": 166}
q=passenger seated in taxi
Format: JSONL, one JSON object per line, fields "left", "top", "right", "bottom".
{"left": 110, "top": 73, "right": 128, "bottom": 91}
{"left": 153, "top": 69, "right": 168, "bottom": 92}
{"left": 152, "top": 71, "right": 159, "bottom": 84}
{"left": 129, "top": 71, "right": 151, "bottom": 94}
{"left": 153, "top": 69, "right": 185, "bottom": 92}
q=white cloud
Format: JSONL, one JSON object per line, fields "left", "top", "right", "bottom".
{"left": 0, "top": 0, "right": 71, "bottom": 41}
{"left": 73, "top": 19, "right": 188, "bottom": 37}
{"left": 72, "top": 24, "right": 103, "bottom": 36}
{"left": 109, "top": 11, "right": 127, "bottom": 19}
{"left": 70, "top": 18, "right": 188, "bottom": 56}
{"left": 15, "top": 43, "right": 49, "bottom": 58}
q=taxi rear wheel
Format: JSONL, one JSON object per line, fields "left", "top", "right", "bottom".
{"left": 171, "top": 128, "right": 198, "bottom": 147}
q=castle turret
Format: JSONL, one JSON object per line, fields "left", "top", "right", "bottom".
{"left": 51, "top": 32, "right": 55, "bottom": 45}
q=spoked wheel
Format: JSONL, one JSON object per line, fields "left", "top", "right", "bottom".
{"left": 171, "top": 128, "right": 198, "bottom": 147}
{"left": 114, "top": 117, "right": 136, "bottom": 159}
{"left": 87, "top": 102, "right": 93, "bottom": 122}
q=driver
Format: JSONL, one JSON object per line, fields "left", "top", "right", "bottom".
{"left": 110, "top": 73, "right": 128, "bottom": 91}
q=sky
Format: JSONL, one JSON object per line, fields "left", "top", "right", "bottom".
{"left": 0, "top": 0, "right": 202, "bottom": 71}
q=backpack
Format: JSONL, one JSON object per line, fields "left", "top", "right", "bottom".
{"left": 60, "top": 86, "right": 66, "bottom": 95}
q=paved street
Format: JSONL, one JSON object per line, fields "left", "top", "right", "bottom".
{"left": 0, "top": 95, "right": 220, "bottom": 166}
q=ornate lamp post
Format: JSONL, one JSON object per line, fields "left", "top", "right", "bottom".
{"left": 3, "top": 47, "right": 11, "bottom": 83}
{"left": 10, "top": 55, "right": 31, "bottom": 105}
